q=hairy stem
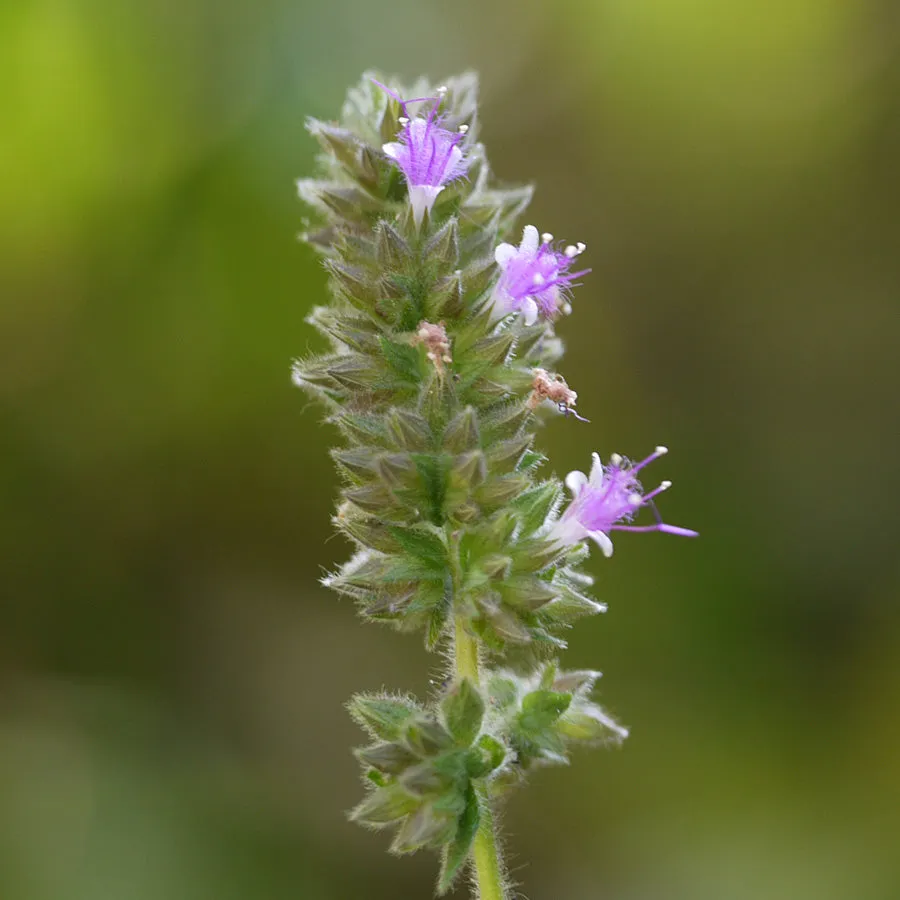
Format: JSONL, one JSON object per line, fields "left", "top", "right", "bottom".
{"left": 454, "top": 620, "right": 507, "bottom": 900}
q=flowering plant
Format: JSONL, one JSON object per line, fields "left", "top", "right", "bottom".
{"left": 294, "top": 72, "right": 696, "bottom": 899}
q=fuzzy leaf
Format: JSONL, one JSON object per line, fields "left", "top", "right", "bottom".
{"left": 349, "top": 694, "right": 423, "bottom": 741}
{"left": 380, "top": 336, "right": 423, "bottom": 384}
{"left": 374, "top": 221, "right": 411, "bottom": 268}
{"left": 411, "top": 453, "right": 449, "bottom": 524}
{"left": 437, "top": 784, "right": 481, "bottom": 895}
{"left": 385, "top": 409, "right": 431, "bottom": 450}
{"left": 512, "top": 481, "right": 562, "bottom": 535}
{"left": 442, "top": 407, "right": 480, "bottom": 452}
{"left": 355, "top": 741, "right": 418, "bottom": 775}
{"left": 484, "top": 435, "right": 534, "bottom": 472}
{"left": 425, "top": 577, "right": 453, "bottom": 650}
{"left": 307, "top": 118, "right": 363, "bottom": 174}
{"left": 405, "top": 720, "right": 454, "bottom": 757}
{"left": 424, "top": 218, "right": 460, "bottom": 268}
{"left": 466, "top": 734, "right": 506, "bottom": 778}
{"left": 389, "top": 526, "right": 447, "bottom": 571}
{"left": 351, "top": 785, "right": 419, "bottom": 826}
{"left": 401, "top": 761, "right": 447, "bottom": 796}
{"left": 518, "top": 690, "right": 571, "bottom": 734}
{"left": 441, "top": 679, "right": 485, "bottom": 747}
{"left": 392, "top": 804, "right": 456, "bottom": 855}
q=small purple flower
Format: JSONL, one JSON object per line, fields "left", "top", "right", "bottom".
{"left": 492, "top": 226, "right": 590, "bottom": 325}
{"left": 549, "top": 447, "right": 698, "bottom": 557}
{"left": 375, "top": 81, "right": 469, "bottom": 226}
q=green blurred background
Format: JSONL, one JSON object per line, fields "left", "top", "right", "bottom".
{"left": 2, "top": 1, "right": 899, "bottom": 898}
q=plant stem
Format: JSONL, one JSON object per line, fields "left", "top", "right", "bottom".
{"left": 454, "top": 620, "right": 507, "bottom": 900}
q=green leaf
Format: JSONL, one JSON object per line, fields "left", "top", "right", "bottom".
{"left": 486, "top": 675, "right": 518, "bottom": 712}
{"left": 485, "top": 435, "right": 534, "bottom": 472}
{"left": 442, "top": 407, "right": 480, "bottom": 452}
{"left": 331, "top": 447, "right": 379, "bottom": 480}
{"left": 512, "top": 481, "right": 561, "bottom": 535}
{"left": 306, "top": 118, "right": 363, "bottom": 174}
{"left": 448, "top": 450, "right": 486, "bottom": 490}
{"left": 475, "top": 474, "right": 531, "bottom": 508}
{"left": 437, "top": 784, "right": 481, "bottom": 895}
{"left": 349, "top": 694, "right": 422, "bottom": 741}
{"left": 391, "top": 804, "right": 456, "bottom": 855}
{"left": 539, "top": 582, "right": 606, "bottom": 623}
{"left": 380, "top": 336, "right": 423, "bottom": 385}
{"left": 518, "top": 690, "right": 572, "bottom": 734}
{"left": 466, "top": 734, "right": 507, "bottom": 777}
{"left": 332, "top": 411, "right": 390, "bottom": 447}
{"left": 385, "top": 409, "right": 431, "bottom": 450}
{"left": 465, "top": 330, "right": 517, "bottom": 369}
{"left": 425, "top": 576, "right": 453, "bottom": 651}
{"left": 517, "top": 449, "right": 547, "bottom": 473}
{"left": 400, "top": 761, "right": 447, "bottom": 796}
{"left": 374, "top": 221, "right": 411, "bottom": 268}
{"left": 412, "top": 453, "right": 449, "bottom": 524}
{"left": 552, "top": 669, "right": 602, "bottom": 694}
{"left": 425, "top": 272, "right": 465, "bottom": 319}
{"left": 423, "top": 217, "right": 460, "bottom": 268}
{"left": 326, "top": 259, "right": 382, "bottom": 306}
{"left": 479, "top": 554, "right": 511, "bottom": 580}
{"left": 441, "top": 678, "right": 485, "bottom": 747}
{"left": 405, "top": 720, "right": 453, "bottom": 757}
{"left": 355, "top": 741, "right": 418, "bottom": 775}
{"left": 389, "top": 526, "right": 447, "bottom": 571}
{"left": 499, "top": 576, "right": 557, "bottom": 612}
{"left": 558, "top": 701, "right": 628, "bottom": 744}
{"left": 350, "top": 785, "right": 419, "bottom": 827}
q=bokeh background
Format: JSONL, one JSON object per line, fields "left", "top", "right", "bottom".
{"left": 2, "top": 1, "right": 899, "bottom": 898}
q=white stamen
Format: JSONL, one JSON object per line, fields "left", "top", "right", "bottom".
{"left": 561, "top": 302, "right": 572, "bottom": 315}
{"left": 458, "top": 124, "right": 469, "bottom": 134}
{"left": 436, "top": 85, "right": 448, "bottom": 95}
{"left": 655, "top": 445, "right": 669, "bottom": 456}
{"left": 610, "top": 453, "right": 623, "bottom": 466}
{"left": 541, "top": 232, "right": 554, "bottom": 243}
{"left": 533, "top": 273, "right": 545, "bottom": 286}
{"left": 398, "top": 116, "right": 409, "bottom": 126}
{"left": 659, "top": 480, "right": 672, "bottom": 490}
{"left": 576, "top": 241, "right": 586, "bottom": 253}
{"left": 628, "top": 493, "right": 643, "bottom": 506}
{"left": 564, "top": 245, "right": 578, "bottom": 258}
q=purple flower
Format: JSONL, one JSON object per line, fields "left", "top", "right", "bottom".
{"left": 492, "top": 226, "right": 590, "bottom": 325}
{"left": 375, "top": 81, "right": 469, "bottom": 226}
{"left": 549, "top": 447, "right": 698, "bottom": 557}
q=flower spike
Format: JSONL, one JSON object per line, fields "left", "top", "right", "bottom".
{"left": 295, "top": 71, "right": 698, "bottom": 900}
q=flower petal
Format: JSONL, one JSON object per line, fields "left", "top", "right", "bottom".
{"left": 588, "top": 530, "right": 614, "bottom": 557}
{"left": 589, "top": 452, "right": 605, "bottom": 485}
{"left": 494, "top": 243, "right": 517, "bottom": 266}
{"left": 443, "top": 144, "right": 464, "bottom": 179}
{"left": 519, "top": 225, "right": 539, "bottom": 255}
{"left": 565, "top": 470, "right": 589, "bottom": 496}
{"left": 408, "top": 184, "right": 444, "bottom": 226}
{"left": 522, "top": 297, "right": 539, "bottom": 326}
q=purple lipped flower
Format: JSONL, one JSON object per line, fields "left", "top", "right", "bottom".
{"left": 549, "top": 446, "right": 698, "bottom": 557}
{"left": 492, "top": 226, "right": 590, "bottom": 325}
{"left": 374, "top": 80, "right": 469, "bottom": 226}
